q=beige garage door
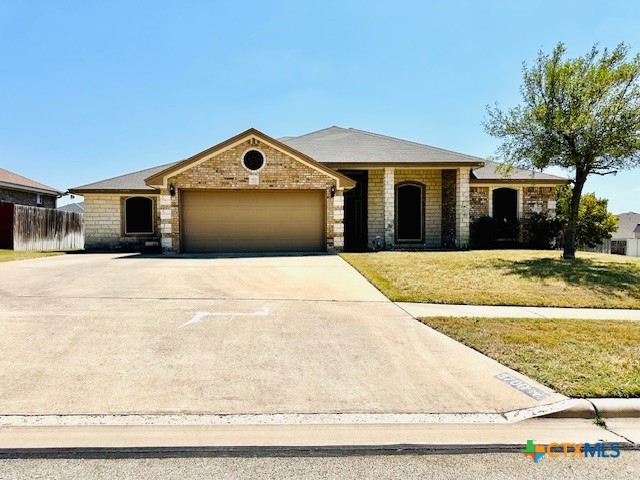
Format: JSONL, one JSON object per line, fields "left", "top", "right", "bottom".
{"left": 181, "top": 190, "right": 326, "bottom": 253}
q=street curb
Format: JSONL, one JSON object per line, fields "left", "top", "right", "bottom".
{"left": 1, "top": 442, "right": 638, "bottom": 459}
{"left": 591, "top": 399, "right": 640, "bottom": 418}
{"left": 543, "top": 398, "right": 640, "bottom": 419}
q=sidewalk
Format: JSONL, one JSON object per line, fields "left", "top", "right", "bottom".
{"left": 397, "top": 302, "right": 640, "bottom": 320}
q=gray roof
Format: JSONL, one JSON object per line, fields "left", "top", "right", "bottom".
{"left": 471, "top": 160, "right": 568, "bottom": 182}
{"left": 69, "top": 127, "right": 567, "bottom": 192}
{"left": 70, "top": 162, "right": 178, "bottom": 193}
{"left": 57, "top": 201, "right": 84, "bottom": 214}
{"left": 612, "top": 212, "right": 640, "bottom": 240}
{"left": 280, "top": 126, "right": 485, "bottom": 165}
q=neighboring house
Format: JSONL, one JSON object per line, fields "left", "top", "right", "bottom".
{"left": 57, "top": 201, "right": 85, "bottom": 214}
{"left": 69, "top": 127, "right": 568, "bottom": 253}
{"left": 611, "top": 212, "right": 640, "bottom": 257}
{"left": 0, "top": 167, "right": 62, "bottom": 208}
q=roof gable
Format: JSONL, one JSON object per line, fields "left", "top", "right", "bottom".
{"left": 144, "top": 128, "right": 356, "bottom": 190}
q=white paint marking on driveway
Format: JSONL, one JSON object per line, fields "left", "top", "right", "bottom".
{"left": 178, "top": 306, "right": 270, "bottom": 328}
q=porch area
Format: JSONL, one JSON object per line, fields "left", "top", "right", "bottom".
{"left": 337, "top": 168, "right": 471, "bottom": 251}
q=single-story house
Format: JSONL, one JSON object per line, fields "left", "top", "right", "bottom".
{"left": 69, "top": 127, "right": 568, "bottom": 253}
{"left": 0, "top": 167, "right": 62, "bottom": 208}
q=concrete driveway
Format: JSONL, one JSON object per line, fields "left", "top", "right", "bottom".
{"left": 0, "top": 253, "right": 565, "bottom": 415}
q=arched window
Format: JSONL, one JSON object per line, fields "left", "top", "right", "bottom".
{"left": 125, "top": 197, "right": 154, "bottom": 234}
{"left": 396, "top": 183, "right": 424, "bottom": 242}
{"left": 492, "top": 188, "right": 518, "bottom": 239}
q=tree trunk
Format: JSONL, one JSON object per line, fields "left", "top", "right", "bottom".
{"left": 563, "top": 168, "right": 587, "bottom": 259}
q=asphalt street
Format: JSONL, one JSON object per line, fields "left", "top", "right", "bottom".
{"left": 1, "top": 452, "right": 638, "bottom": 480}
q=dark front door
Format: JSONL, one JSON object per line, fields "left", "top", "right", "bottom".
{"left": 493, "top": 188, "right": 518, "bottom": 240}
{"left": 343, "top": 171, "right": 368, "bottom": 251}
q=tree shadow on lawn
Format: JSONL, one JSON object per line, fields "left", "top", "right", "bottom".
{"left": 494, "top": 257, "right": 640, "bottom": 301}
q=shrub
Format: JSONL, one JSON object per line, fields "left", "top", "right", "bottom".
{"left": 522, "top": 212, "right": 564, "bottom": 249}
{"left": 470, "top": 216, "right": 499, "bottom": 249}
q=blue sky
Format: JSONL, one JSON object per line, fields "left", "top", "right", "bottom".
{"left": 1, "top": 0, "right": 639, "bottom": 212}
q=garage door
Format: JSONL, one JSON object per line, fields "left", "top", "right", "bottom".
{"left": 181, "top": 190, "right": 326, "bottom": 253}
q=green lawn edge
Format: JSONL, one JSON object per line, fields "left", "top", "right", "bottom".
{"left": 341, "top": 250, "right": 640, "bottom": 309}
{"left": 420, "top": 316, "right": 640, "bottom": 398}
{"left": 0, "top": 250, "right": 64, "bottom": 263}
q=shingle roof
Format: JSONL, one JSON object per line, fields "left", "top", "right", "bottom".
{"left": 70, "top": 162, "right": 178, "bottom": 193}
{"left": 471, "top": 160, "right": 568, "bottom": 183}
{"left": 0, "top": 167, "right": 62, "bottom": 195}
{"left": 280, "top": 126, "right": 486, "bottom": 166}
{"left": 68, "top": 127, "right": 568, "bottom": 192}
{"left": 613, "top": 212, "right": 640, "bottom": 240}
{"left": 57, "top": 201, "right": 84, "bottom": 214}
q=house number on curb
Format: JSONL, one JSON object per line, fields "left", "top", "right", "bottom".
{"left": 494, "top": 372, "right": 548, "bottom": 401}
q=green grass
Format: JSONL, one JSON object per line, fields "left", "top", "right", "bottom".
{"left": 0, "top": 250, "right": 63, "bottom": 263}
{"left": 420, "top": 317, "right": 640, "bottom": 398}
{"left": 341, "top": 250, "right": 640, "bottom": 308}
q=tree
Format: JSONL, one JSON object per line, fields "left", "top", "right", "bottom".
{"left": 556, "top": 186, "right": 618, "bottom": 248}
{"left": 484, "top": 43, "right": 640, "bottom": 259}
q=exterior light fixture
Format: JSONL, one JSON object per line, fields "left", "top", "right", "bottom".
{"left": 169, "top": 184, "right": 176, "bottom": 196}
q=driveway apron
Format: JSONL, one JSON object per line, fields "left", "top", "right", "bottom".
{"left": 0, "top": 253, "right": 566, "bottom": 415}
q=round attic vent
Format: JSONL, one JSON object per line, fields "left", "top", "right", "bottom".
{"left": 242, "top": 149, "right": 265, "bottom": 172}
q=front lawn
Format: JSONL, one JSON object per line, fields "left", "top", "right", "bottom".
{"left": 341, "top": 250, "right": 640, "bottom": 308}
{"left": 0, "top": 250, "right": 63, "bottom": 263}
{"left": 421, "top": 317, "right": 640, "bottom": 398}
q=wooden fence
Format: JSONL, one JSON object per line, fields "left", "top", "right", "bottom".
{"left": 0, "top": 202, "right": 84, "bottom": 251}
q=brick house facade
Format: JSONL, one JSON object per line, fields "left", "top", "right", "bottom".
{"left": 70, "top": 127, "right": 568, "bottom": 253}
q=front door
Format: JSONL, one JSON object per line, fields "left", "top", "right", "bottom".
{"left": 343, "top": 171, "right": 368, "bottom": 251}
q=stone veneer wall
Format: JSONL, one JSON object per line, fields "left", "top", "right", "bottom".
{"left": 395, "top": 169, "right": 442, "bottom": 248}
{"left": 367, "top": 169, "right": 384, "bottom": 248}
{"left": 0, "top": 188, "right": 56, "bottom": 208}
{"left": 160, "top": 138, "right": 342, "bottom": 253}
{"left": 84, "top": 194, "right": 159, "bottom": 250}
{"left": 366, "top": 168, "right": 443, "bottom": 249}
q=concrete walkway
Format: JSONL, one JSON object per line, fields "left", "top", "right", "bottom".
{"left": 397, "top": 302, "right": 640, "bottom": 320}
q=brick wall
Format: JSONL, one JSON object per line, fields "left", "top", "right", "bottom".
{"left": 161, "top": 139, "right": 341, "bottom": 253}
{"left": 469, "top": 185, "right": 559, "bottom": 222}
{"left": 0, "top": 188, "right": 56, "bottom": 208}
{"left": 470, "top": 186, "right": 490, "bottom": 221}
{"left": 84, "top": 194, "right": 159, "bottom": 250}
{"left": 522, "top": 186, "right": 557, "bottom": 217}
{"left": 441, "top": 170, "right": 457, "bottom": 248}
